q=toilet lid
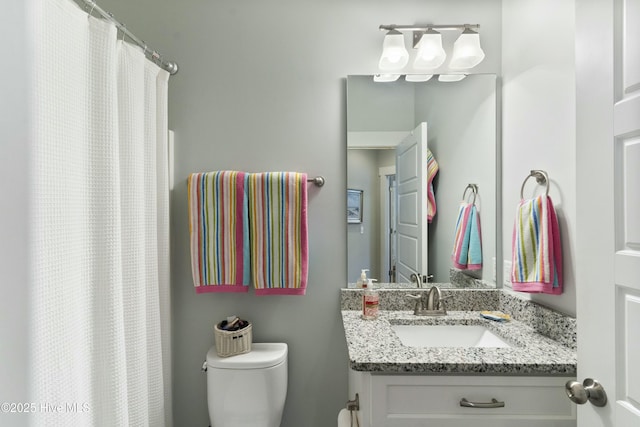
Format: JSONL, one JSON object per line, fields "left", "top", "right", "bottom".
{"left": 206, "top": 342, "right": 288, "bottom": 369}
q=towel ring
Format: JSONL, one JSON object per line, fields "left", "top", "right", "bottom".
{"left": 520, "top": 170, "right": 549, "bottom": 199}
{"left": 462, "top": 184, "right": 478, "bottom": 204}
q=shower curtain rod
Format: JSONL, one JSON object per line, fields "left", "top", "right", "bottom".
{"left": 78, "top": 0, "right": 179, "bottom": 75}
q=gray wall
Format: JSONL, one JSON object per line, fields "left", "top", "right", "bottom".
{"left": 346, "top": 149, "right": 396, "bottom": 282}
{"left": 347, "top": 150, "right": 381, "bottom": 281}
{"left": 99, "top": 1, "right": 502, "bottom": 425}
{"left": 346, "top": 77, "right": 414, "bottom": 283}
{"left": 347, "top": 77, "right": 415, "bottom": 132}
{"left": 502, "top": 0, "right": 576, "bottom": 316}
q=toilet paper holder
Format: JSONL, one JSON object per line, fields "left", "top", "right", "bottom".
{"left": 346, "top": 393, "right": 359, "bottom": 411}
{"left": 345, "top": 394, "right": 360, "bottom": 427}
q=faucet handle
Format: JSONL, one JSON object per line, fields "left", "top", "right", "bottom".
{"left": 405, "top": 294, "right": 422, "bottom": 314}
{"left": 438, "top": 294, "right": 453, "bottom": 313}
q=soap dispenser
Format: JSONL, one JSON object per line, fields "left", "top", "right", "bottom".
{"left": 362, "top": 278, "right": 379, "bottom": 320}
{"left": 356, "top": 269, "right": 369, "bottom": 289}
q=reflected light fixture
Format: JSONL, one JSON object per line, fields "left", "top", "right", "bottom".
{"left": 405, "top": 74, "right": 433, "bottom": 82}
{"left": 378, "top": 29, "right": 409, "bottom": 71}
{"left": 449, "top": 27, "right": 485, "bottom": 69}
{"left": 438, "top": 74, "right": 466, "bottom": 82}
{"left": 373, "top": 74, "right": 401, "bottom": 82}
{"left": 413, "top": 29, "right": 446, "bottom": 70}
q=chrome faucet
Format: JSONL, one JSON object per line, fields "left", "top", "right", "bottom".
{"left": 410, "top": 272, "right": 422, "bottom": 288}
{"left": 426, "top": 285, "right": 442, "bottom": 311}
{"left": 405, "top": 285, "right": 449, "bottom": 316}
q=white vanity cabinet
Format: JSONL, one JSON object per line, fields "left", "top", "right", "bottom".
{"left": 349, "top": 369, "right": 576, "bottom": 427}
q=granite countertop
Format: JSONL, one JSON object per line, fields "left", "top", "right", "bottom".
{"left": 342, "top": 309, "right": 577, "bottom": 375}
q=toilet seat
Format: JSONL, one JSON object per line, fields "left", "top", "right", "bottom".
{"left": 206, "top": 342, "right": 287, "bottom": 369}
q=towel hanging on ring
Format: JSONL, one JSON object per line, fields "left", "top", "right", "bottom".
{"left": 427, "top": 149, "right": 439, "bottom": 223}
{"left": 451, "top": 184, "right": 482, "bottom": 270}
{"left": 511, "top": 171, "right": 563, "bottom": 295}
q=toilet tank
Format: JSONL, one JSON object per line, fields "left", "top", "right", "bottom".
{"left": 206, "top": 343, "right": 288, "bottom": 427}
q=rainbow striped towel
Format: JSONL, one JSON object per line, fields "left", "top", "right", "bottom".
{"left": 188, "top": 171, "right": 250, "bottom": 293}
{"left": 427, "top": 149, "right": 439, "bottom": 223}
{"left": 511, "top": 195, "right": 563, "bottom": 294}
{"left": 248, "top": 172, "right": 309, "bottom": 295}
{"left": 451, "top": 202, "right": 482, "bottom": 270}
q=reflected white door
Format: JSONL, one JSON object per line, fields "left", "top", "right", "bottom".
{"left": 395, "top": 122, "right": 428, "bottom": 284}
{"left": 576, "top": 0, "right": 640, "bottom": 425}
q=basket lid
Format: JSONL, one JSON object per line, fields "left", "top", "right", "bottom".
{"left": 206, "top": 343, "right": 287, "bottom": 369}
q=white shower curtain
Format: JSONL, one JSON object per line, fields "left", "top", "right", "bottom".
{"left": 30, "top": 1, "right": 171, "bottom": 425}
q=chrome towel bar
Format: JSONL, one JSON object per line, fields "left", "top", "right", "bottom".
{"left": 307, "top": 176, "right": 325, "bottom": 187}
{"left": 187, "top": 174, "right": 325, "bottom": 187}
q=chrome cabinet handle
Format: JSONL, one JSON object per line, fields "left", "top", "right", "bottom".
{"left": 459, "top": 398, "right": 505, "bottom": 408}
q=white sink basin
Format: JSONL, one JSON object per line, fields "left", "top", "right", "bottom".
{"left": 391, "top": 324, "right": 512, "bottom": 348}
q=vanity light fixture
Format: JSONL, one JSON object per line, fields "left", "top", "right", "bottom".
{"left": 413, "top": 29, "right": 446, "bottom": 70}
{"left": 449, "top": 27, "right": 485, "bottom": 69}
{"left": 405, "top": 74, "right": 433, "bottom": 82}
{"left": 378, "top": 29, "right": 409, "bottom": 71}
{"left": 378, "top": 24, "right": 485, "bottom": 72}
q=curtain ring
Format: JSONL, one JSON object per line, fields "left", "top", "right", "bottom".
{"left": 462, "top": 184, "right": 477, "bottom": 205}
{"left": 88, "top": 1, "right": 96, "bottom": 17}
{"left": 119, "top": 24, "right": 126, "bottom": 42}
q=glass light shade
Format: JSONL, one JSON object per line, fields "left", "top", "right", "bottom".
{"left": 405, "top": 74, "right": 433, "bottom": 82}
{"left": 378, "top": 30, "right": 409, "bottom": 71}
{"left": 438, "top": 74, "right": 466, "bottom": 82}
{"left": 413, "top": 30, "right": 446, "bottom": 70}
{"left": 449, "top": 28, "right": 485, "bottom": 70}
{"left": 373, "top": 74, "right": 401, "bottom": 82}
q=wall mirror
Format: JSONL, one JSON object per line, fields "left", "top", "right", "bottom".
{"left": 346, "top": 74, "right": 499, "bottom": 288}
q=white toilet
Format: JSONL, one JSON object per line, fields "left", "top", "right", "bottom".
{"left": 205, "top": 343, "right": 288, "bottom": 427}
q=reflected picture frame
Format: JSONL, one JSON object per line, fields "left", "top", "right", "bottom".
{"left": 347, "top": 189, "right": 363, "bottom": 223}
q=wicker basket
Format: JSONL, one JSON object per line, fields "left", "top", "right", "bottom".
{"left": 214, "top": 321, "right": 252, "bottom": 357}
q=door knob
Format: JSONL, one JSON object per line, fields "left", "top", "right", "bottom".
{"left": 565, "top": 378, "right": 607, "bottom": 407}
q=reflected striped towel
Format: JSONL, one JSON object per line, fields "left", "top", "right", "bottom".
{"left": 451, "top": 202, "right": 482, "bottom": 270}
{"left": 248, "top": 172, "right": 309, "bottom": 295}
{"left": 511, "top": 195, "right": 563, "bottom": 294}
{"left": 188, "top": 171, "right": 250, "bottom": 293}
{"left": 427, "top": 149, "right": 439, "bottom": 223}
